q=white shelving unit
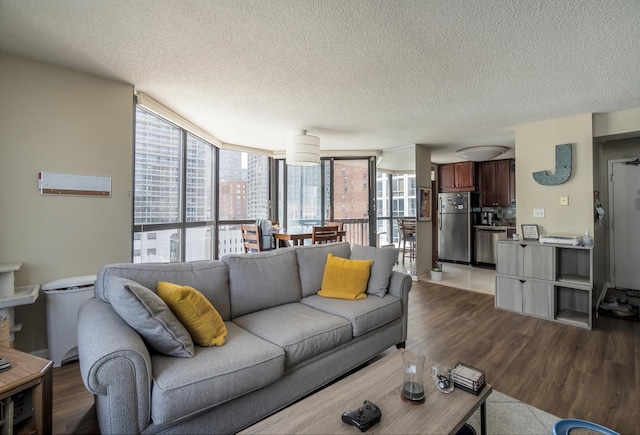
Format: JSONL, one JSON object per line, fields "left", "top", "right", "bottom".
{"left": 0, "top": 263, "right": 40, "bottom": 344}
{"left": 495, "top": 240, "right": 594, "bottom": 329}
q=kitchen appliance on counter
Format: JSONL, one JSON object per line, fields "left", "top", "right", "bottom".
{"left": 438, "top": 192, "right": 478, "bottom": 263}
{"left": 480, "top": 211, "right": 495, "bottom": 226}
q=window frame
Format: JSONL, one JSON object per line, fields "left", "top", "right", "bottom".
{"left": 133, "top": 106, "right": 217, "bottom": 262}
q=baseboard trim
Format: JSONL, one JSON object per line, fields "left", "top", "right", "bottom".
{"left": 31, "top": 348, "right": 48, "bottom": 359}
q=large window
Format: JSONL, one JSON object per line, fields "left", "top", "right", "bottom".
{"left": 376, "top": 172, "right": 416, "bottom": 246}
{"left": 133, "top": 107, "right": 216, "bottom": 262}
{"left": 218, "top": 149, "right": 269, "bottom": 221}
{"left": 133, "top": 108, "right": 273, "bottom": 262}
{"left": 285, "top": 164, "right": 322, "bottom": 231}
{"left": 217, "top": 149, "right": 270, "bottom": 255}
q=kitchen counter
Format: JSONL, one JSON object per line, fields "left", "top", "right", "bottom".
{"left": 474, "top": 225, "right": 516, "bottom": 230}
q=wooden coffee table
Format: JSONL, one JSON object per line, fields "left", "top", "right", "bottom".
{"left": 241, "top": 350, "right": 492, "bottom": 434}
{"left": 0, "top": 346, "right": 53, "bottom": 434}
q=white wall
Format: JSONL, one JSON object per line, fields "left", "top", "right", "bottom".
{"left": 415, "top": 144, "right": 432, "bottom": 280}
{"left": 0, "top": 54, "right": 134, "bottom": 353}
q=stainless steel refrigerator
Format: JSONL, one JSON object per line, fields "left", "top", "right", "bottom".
{"left": 438, "top": 192, "right": 478, "bottom": 263}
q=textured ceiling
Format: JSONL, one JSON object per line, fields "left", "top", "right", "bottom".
{"left": 1, "top": 0, "right": 639, "bottom": 163}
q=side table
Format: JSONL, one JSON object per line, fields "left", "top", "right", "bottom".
{"left": 0, "top": 347, "right": 53, "bottom": 434}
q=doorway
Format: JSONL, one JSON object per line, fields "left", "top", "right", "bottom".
{"left": 326, "top": 158, "right": 376, "bottom": 246}
{"left": 276, "top": 157, "right": 376, "bottom": 246}
{"left": 608, "top": 158, "right": 640, "bottom": 290}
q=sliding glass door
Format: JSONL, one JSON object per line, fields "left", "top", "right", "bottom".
{"left": 276, "top": 157, "right": 375, "bottom": 245}
{"left": 330, "top": 158, "right": 375, "bottom": 246}
{"left": 376, "top": 172, "right": 416, "bottom": 247}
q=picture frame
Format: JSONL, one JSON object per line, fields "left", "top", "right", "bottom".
{"left": 521, "top": 224, "right": 539, "bottom": 240}
{"left": 418, "top": 187, "right": 432, "bottom": 221}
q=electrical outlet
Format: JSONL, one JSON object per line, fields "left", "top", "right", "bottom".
{"left": 560, "top": 195, "right": 569, "bottom": 206}
{"left": 533, "top": 208, "right": 545, "bottom": 218}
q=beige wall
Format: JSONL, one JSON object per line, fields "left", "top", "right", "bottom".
{"left": 415, "top": 144, "right": 432, "bottom": 280}
{"left": 514, "top": 113, "right": 594, "bottom": 237}
{"left": 0, "top": 55, "right": 134, "bottom": 353}
{"left": 593, "top": 107, "right": 640, "bottom": 138}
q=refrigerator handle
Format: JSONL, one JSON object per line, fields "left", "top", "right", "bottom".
{"left": 438, "top": 196, "right": 442, "bottom": 230}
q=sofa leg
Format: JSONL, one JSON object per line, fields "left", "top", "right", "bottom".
{"left": 396, "top": 342, "right": 405, "bottom": 349}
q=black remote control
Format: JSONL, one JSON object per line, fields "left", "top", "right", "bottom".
{"left": 341, "top": 400, "right": 382, "bottom": 432}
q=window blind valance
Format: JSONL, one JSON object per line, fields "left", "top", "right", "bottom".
{"left": 136, "top": 91, "right": 222, "bottom": 148}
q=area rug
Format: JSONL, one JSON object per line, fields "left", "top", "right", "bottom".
{"left": 465, "top": 390, "right": 561, "bottom": 434}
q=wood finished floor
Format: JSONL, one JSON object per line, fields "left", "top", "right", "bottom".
{"left": 53, "top": 280, "right": 637, "bottom": 434}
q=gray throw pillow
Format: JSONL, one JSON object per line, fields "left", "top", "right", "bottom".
{"left": 350, "top": 244, "right": 398, "bottom": 297}
{"left": 108, "top": 277, "right": 195, "bottom": 357}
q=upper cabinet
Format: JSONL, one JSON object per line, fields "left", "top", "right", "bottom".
{"left": 479, "top": 159, "right": 514, "bottom": 207}
{"left": 438, "top": 162, "right": 475, "bottom": 192}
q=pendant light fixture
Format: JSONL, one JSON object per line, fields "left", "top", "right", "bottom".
{"left": 286, "top": 130, "right": 320, "bottom": 166}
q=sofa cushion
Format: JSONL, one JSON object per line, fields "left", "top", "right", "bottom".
{"left": 318, "top": 254, "right": 372, "bottom": 300}
{"left": 222, "top": 248, "right": 302, "bottom": 317}
{"left": 301, "top": 294, "right": 402, "bottom": 337}
{"left": 107, "top": 278, "right": 195, "bottom": 357}
{"left": 150, "top": 322, "right": 285, "bottom": 425}
{"left": 157, "top": 282, "right": 227, "bottom": 347}
{"left": 95, "top": 261, "right": 232, "bottom": 320}
{"left": 350, "top": 244, "right": 399, "bottom": 297}
{"left": 295, "top": 242, "right": 351, "bottom": 297}
{"left": 233, "top": 303, "right": 352, "bottom": 368}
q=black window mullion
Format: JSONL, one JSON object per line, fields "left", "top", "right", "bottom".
{"left": 282, "top": 161, "right": 288, "bottom": 228}
{"left": 368, "top": 156, "right": 376, "bottom": 246}
{"left": 179, "top": 129, "right": 188, "bottom": 261}
{"left": 213, "top": 146, "right": 220, "bottom": 260}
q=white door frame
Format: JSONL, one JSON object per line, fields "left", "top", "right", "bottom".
{"left": 608, "top": 157, "right": 640, "bottom": 289}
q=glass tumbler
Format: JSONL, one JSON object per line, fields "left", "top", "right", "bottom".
{"left": 432, "top": 364, "right": 454, "bottom": 393}
{"left": 401, "top": 350, "right": 426, "bottom": 403}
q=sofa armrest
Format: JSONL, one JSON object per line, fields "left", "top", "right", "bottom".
{"left": 78, "top": 297, "right": 152, "bottom": 434}
{"left": 387, "top": 271, "right": 413, "bottom": 343}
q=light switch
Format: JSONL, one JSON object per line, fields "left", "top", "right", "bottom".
{"left": 560, "top": 195, "right": 569, "bottom": 206}
{"left": 533, "top": 208, "right": 545, "bottom": 218}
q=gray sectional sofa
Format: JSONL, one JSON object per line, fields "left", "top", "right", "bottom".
{"left": 77, "top": 242, "right": 412, "bottom": 434}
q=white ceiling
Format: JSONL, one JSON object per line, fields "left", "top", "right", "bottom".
{"left": 1, "top": 0, "right": 639, "bottom": 164}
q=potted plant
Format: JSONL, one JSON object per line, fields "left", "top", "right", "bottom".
{"left": 430, "top": 258, "right": 443, "bottom": 281}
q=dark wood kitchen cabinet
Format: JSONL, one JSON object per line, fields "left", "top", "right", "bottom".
{"left": 480, "top": 159, "right": 513, "bottom": 207}
{"left": 438, "top": 162, "right": 475, "bottom": 192}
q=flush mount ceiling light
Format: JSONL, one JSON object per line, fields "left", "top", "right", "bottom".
{"left": 455, "top": 146, "right": 508, "bottom": 162}
{"left": 286, "top": 130, "right": 320, "bottom": 166}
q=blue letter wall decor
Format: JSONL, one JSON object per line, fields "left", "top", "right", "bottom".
{"left": 532, "top": 143, "right": 572, "bottom": 185}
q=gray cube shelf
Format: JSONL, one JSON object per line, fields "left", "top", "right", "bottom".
{"left": 495, "top": 240, "right": 594, "bottom": 329}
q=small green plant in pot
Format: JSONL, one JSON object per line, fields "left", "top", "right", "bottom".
{"left": 431, "top": 259, "right": 443, "bottom": 281}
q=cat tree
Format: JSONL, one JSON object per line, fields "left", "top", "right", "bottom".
{"left": 0, "top": 263, "right": 40, "bottom": 345}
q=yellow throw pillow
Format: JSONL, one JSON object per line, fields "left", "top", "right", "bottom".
{"left": 318, "top": 253, "right": 373, "bottom": 300}
{"left": 157, "top": 282, "right": 227, "bottom": 347}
